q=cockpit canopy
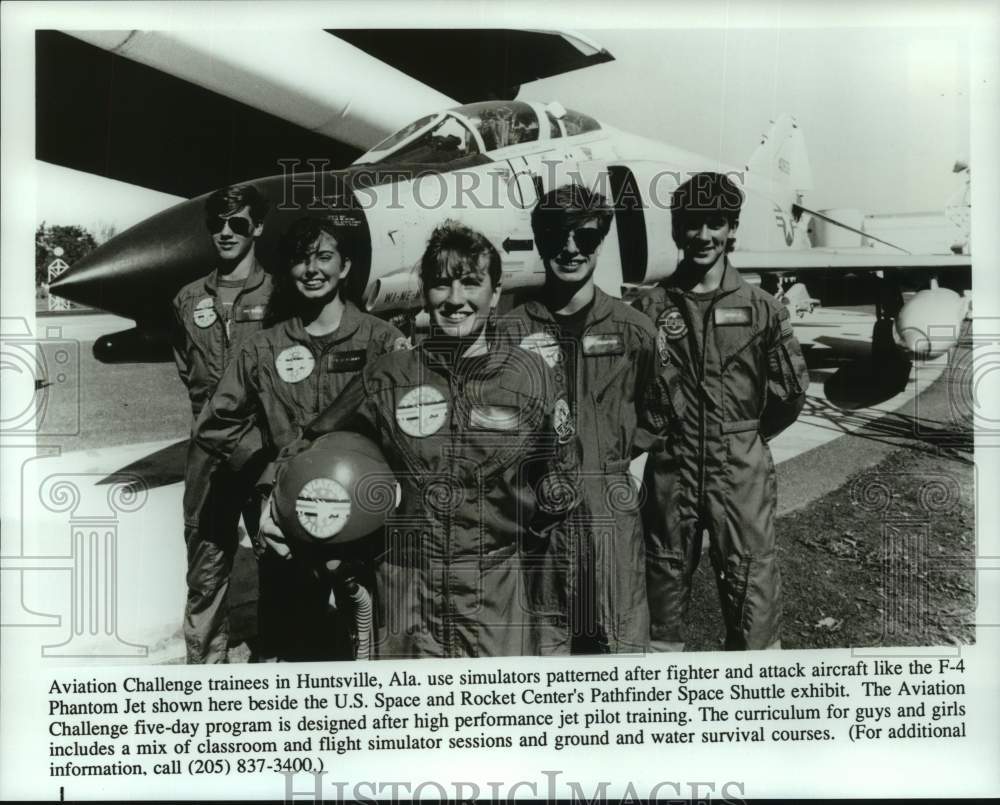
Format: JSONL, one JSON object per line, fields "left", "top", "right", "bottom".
{"left": 353, "top": 101, "right": 601, "bottom": 165}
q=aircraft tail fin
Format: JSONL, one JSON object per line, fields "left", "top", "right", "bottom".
{"left": 745, "top": 114, "right": 813, "bottom": 201}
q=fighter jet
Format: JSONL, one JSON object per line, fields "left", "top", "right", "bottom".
{"left": 45, "top": 29, "right": 971, "bottom": 364}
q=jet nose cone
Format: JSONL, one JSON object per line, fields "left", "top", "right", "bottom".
{"left": 48, "top": 197, "right": 212, "bottom": 319}
{"left": 48, "top": 246, "right": 111, "bottom": 303}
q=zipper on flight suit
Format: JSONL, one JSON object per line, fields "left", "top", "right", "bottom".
{"left": 692, "top": 287, "right": 738, "bottom": 516}
{"left": 216, "top": 284, "right": 245, "bottom": 362}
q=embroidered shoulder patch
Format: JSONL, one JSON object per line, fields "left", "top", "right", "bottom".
{"left": 553, "top": 398, "right": 574, "bottom": 443}
{"left": 657, "top": 307, "right": 687, "bottom": 340}
{"left": 656, "top": 328, "right": 672, "bottom": 366}
{"left": 778, "top": 307, "right": 794, "bottom": 337}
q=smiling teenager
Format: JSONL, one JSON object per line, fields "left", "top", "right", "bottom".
{"left": 500, "top": 185, "right": 676, "bottom": 655}
{"left": 633, "top": 172, "right": 810, "bottom": 651}
{"left": 186, "top": 213, "right": 406, "bottom": 661}
{"left": 266, "top": 220, "right": 581, "bottom": 658}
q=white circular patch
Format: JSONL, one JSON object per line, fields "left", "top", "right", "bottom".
{"left": 296, "top": 477, "right": 351, "bottom": 539}
{"left": 192, "top": 297, "right": 218, "bottom": 328}
{"left": 275, "top": 345, "right": 315, "bottom": 383}
{"left": 519, "top": 332, "right": 562, "bottom": 369}
{"left": 553, "top": 398, "right": 574, "bottom": 443}
{"left": 396, "top": 385, "right": 448, "bottom": 438}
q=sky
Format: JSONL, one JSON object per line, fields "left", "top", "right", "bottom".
{"left": 523, "top": 27, "right": 969, "bottom": 215}
{"left": 32, "top": 22, "right": 971, "bottom": 231}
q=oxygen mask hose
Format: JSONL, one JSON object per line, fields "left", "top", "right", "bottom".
{"left": 344, "top": 577, "right": 373, "bottom": 660}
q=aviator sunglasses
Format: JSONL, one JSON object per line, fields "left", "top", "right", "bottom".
{"left": 207, "top": 214, "right": 255, "bottom": 236}
{"left": 538, "top": 226, "right": 604, "bottom": 259}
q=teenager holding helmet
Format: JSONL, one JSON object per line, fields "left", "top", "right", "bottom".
{"left": 261, "top": 220, "right": 580, "bottom": 658}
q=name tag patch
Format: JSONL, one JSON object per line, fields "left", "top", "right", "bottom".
{"left": 582, "top": 333, "right": 625, "bottom": 357}
{"left": 192, "top": 297, "right": 218, "bottom": 329}
{"left": 327, "top": 350, "right": 366, "bottom": 373}
{"left": 396, "top": 385, "right": 448, "bottom": 438}
{"left": 236, "top": 304, "right": 266, "bottom": 322}
{"left": 275, "top": 345, "right": 315, "bottom": 383}
{"left": 714, "top": 307, "right": 752, "bottom": 326}
{"left": 469, "top": 405, "right": 520, "bottom": 431}
{"left": 519, "top": 332, "right": 562, "bottom": 369}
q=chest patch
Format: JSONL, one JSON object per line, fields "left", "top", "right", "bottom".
{"left": 326, "top": 350, "right": 366, "bottom": 373}
{"left": 275, "top": 345, "right": 315, "bottom": 383}
{"left": 392, "top": 336, "right": 412, "bottom": 352}
{"left": 192, "top": 297, "right": 218, "bottom": 329}
{"left": 519, "top": 331, "right": 562, "bottom": 369}
{"left": 582, "top": 333, "right": 625, "bottom": 357}
{"left": 296, "top": 477, "right": 351, "bottom": 539}
{"left": 236, "top": 304, "right": 266, "bottom": 322}
{"left": 396, "top": 385, "right": 448, "bottom": 438}
{"left": 714, "top": 306, "right": 752, "bottom": 326}
{"left": 553, "top": 398, "right": 574, "bottom": 443}
{"left": 469, "top": 404, "right": 520, "bottom": 431}
{"left": 657, "top": 307, "right": 687, "bottom": 340}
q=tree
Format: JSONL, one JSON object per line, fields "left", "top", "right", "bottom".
{"left": 35, "top": 222, "right": 97, "bottom": 287}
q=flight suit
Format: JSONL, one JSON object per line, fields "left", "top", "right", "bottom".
{"left": 172, "top": 259, "right": 273, "bottom": 419}
{"left": 633, "top": 263, "right": 809, "bottom": 650}
{"left": 499, "top": 289, "right": 669, "bottom": 654}
{"left": 171, "top": 259, "right": 273, "bottom": 663}
{"left": 187, "top": 302, "right": 405, "bottom": 661}
{"left": 296, "top": 333, "right": 580, "bottom": 659}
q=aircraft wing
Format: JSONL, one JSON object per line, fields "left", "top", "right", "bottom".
{"left": 731, "top": 250, "right": 971, "bottom": 272}
{"left": 332, "top": 29, "right": 613, "bottom": 102}
{"left": 37, "top": 29, "right": 613, "bottom": 198}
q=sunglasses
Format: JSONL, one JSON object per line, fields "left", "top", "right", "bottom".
{"left": 538, "top": 227, "right": 604, "bottom": 258}
{"left": 207, "top": 215, "right": 255, "bottom": 236}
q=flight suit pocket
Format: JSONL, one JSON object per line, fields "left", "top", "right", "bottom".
{"left": 474, "top": 545, "right": 528, "bottom": 655}
{"left": 646, "top": 548, "right": 688, "bottom": 641}
{"left": 740, "top": 550, "right": 781, "bottom": 649}
{"left": 646, "top": 367, "right": 685, "bottom": 433}
{"left": 480, "top": 542, "right": 518, "bottom": 571}
{"left": 772, "top": 340, "right": 809, "bottom": 397}
{"left": 712, "top": 547, "right": 752, "bottom": 635}
{"left": 591, "top": 356, "right": 630, "bottom": 403}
